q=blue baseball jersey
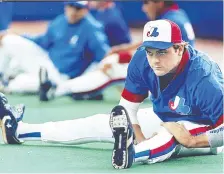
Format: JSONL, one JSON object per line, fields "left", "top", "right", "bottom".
{"left": 157, "top": 4, "right": 195, "bottom": 47}
{"left": 26, "top": 14, "right": 110, "bottom": 78}
{"left": 93, "top": 6, "right": 131, "bottom": 46}
{"left": 0, "top": 2, "right": 13, "bottom": 31}
{"left": 123, "top": 46, "right": 223, "bottom": 126}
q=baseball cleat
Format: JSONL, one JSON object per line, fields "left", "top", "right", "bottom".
{"left": 109, "top": 105, "right": 135, "bottom": 169}
{"left": 39, "top": 67, "right": 55, "bottom": 101}
{"left": 0, "top": 92, "right": 24, "bottom": 144}
{"left": 1, "top": 115, "right": 23, "bottom": 144}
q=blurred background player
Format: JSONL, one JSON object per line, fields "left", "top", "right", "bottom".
{"left": 39, "top": 0, "right": 195, "bottom": 101}
{"left": 68, "top": 0, "right": 131, "bottom": 100}
{"left": 39, "top": 0, "right": 132, "bottom": 101}
{"left": 88, "top": 1, "right": 131, "bottom": 47}
{"left": 110, "top": 0, "right": 195, "bottom": 54}
{"left": 0, "top": 1, "right": 109, "bottom": 95}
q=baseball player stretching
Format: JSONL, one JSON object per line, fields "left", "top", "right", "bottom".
{"left": 0, "top": 1, "right": 109, "bottom": 94}
{"left": 89, "top": 1, "right": 131, "bottom": 47}
{"left": 39, "top": 0, "right": 195, "bottom": 101}
{"left": 0, "top": 20, "right": 223, "bottom": 169}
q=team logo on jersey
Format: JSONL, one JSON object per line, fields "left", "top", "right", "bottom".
{"left": 146, "top": 27, "right": 159, "bottom": 37}
{"left": 70, "top": 35, "right": 78, "bottom": 46}
{"left": 168, "top": 96, "right": 191, "bottom": 115}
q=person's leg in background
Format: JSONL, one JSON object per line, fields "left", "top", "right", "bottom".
{"left": 0, "top": 34, "right": 66, "bottom": 94}
{"left": 39, "top": 53, "right": 129, "bottom": 101}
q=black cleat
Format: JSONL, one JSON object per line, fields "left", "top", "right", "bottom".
{"left": 0, "top": 92, "right": 24, "bottom": 144}
{"left": 109, "top": 105, "right": 135, "bottom": 169}
{"left": 39, "top": 67, "right": 55, "bottom": 101}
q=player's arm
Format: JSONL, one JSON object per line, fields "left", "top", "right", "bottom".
{"left": 23, "top": 21, "right": 54, "bottom": 50}
{"left": 88, "top": 27, "right": 110, "bottom": 62}
{"left": 118, "top": 51, "right": 149, "bottom": 143}
{"left": 108, "top": 42, "right": 141, "bottom": 55}
{"left": 163, "top": 68, "right": 224, "bottom": 148}
{"left": 194, "top": 69, "right": 223, "bottom": 147}
{"left": 161, "top": 122, "right": 223, "bottom": 148}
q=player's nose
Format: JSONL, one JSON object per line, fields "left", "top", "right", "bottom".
{"left": 151, "top": 56, "right": 160, "bottom": 64}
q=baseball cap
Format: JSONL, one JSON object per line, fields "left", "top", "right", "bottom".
{"left": 64, "top": 1, "right": 88, "bottom": 8}
{"left": 140, "top": 19, "right": 182, "bottom": 49}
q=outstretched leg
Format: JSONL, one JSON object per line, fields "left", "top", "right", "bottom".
{"left": 17, "top": 114, "right": 113, "bottom": 144}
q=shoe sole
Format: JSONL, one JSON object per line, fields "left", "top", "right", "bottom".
{"left": 109, "top": 106, "right": 133, "bottom": 169}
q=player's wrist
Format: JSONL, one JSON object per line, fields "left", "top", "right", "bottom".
{"left": 132, "top": 124, "right": 146, "bottom": 143}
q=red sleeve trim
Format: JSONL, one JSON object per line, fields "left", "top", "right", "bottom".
{"left": 122, "top": 88, "right": 148, "bottom": 103}
{"left": 118, "top": 51, "right": 132, "bottom": 64}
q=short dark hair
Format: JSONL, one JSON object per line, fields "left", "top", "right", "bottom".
{"left": 163, "top": 1, "right": 175, "bottom": 7}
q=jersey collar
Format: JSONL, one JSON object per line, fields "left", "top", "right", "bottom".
{"left": 173, "top": 49, "right": 190, "bottom": 79}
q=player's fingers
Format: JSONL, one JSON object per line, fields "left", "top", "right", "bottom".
{"left": 148, "top": 132, "right": 158, "bottom": 139}
{"left": 152, "top": 132, "right": 158, "bottom": 137}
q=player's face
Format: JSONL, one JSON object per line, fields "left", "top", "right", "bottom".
{"left": 88, "top": 1, "right": 106, "bottom": 9}
{"left": 142, "top": 0, "right": 159, "bottom": 20}
{"left": 145, "top": 45, "right": 184, "bottom": 76}
{"left": 65, "top": 5, "right": 87, "bottom": 24}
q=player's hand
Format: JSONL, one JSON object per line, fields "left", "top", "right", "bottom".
{"left": 132, "top": 124, "right": 146, "bottom": 144}
{"left": 101, "top": 63, "right": 112, "bottom": 75}
{"left": 149, "top": 132, "right": 158, "bottom": 139}
{"left": 161, "top": 122, "right": 196, "bottom": 148}
{"left": 107, "top": 47, "right": 120, "bottom": 55}
{"left": 108, "top": 43, "right": 132, "bottom": 55}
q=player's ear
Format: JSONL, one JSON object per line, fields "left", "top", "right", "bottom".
{"left": 178, "top": 45, "right": 185, "bottom": 56}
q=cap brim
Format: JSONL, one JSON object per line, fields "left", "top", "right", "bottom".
{"left": 64, "top": 2, "right": 87, "bottom": 8}
{"left": 140, "top": 41, "right": 173, "bottom": 49}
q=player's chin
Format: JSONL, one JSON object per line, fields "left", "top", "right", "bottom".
{"left": 67, "top": 17, "right": 78, "bottom": 24}
{"left": 153, "top": 70, "right": 167, "bottom": 76}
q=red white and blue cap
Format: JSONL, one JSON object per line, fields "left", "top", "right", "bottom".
{"left": 64, "top": 1, "right": 88, "bottom": 8}
{"left": 140, "top": 19, "right": 182, "bottom": 49}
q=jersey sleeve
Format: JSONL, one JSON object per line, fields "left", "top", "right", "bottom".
{"left": 24, "top": 22, "right": 54, "bottom": 50}
{"left": 194, "top": 71, "right": 223, "bottom": 126}
{"left": 88, "top": 27, "right": 110, "bottom": 62}
{"left": 122, "top": 51, "right": 149, "bottom": 103}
